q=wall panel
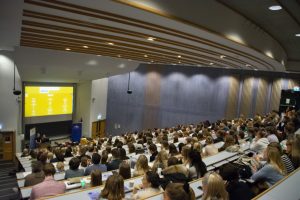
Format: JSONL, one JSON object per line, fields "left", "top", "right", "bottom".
{"left": 240, "top": 77, "right": 253, "bottom": 118}
{"left": 255, "top": 78, "right": 269, "bottom": 115}
{"left": 225, "top": 75, "right": 240, "bottom": 119}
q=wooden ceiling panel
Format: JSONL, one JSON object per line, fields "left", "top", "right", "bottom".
{"left": 20, "top": 0, "right": 278, "bottom": 71}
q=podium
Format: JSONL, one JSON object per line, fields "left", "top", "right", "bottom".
{"left": 71, "top": 123, "right": 82, "bottom": 142}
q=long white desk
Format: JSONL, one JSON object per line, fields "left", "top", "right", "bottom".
{"left": 45, "top": 175, "right": 143, "bottom": 200}
{"left": 253, "top": 167, "right": 300, "bottom": 200}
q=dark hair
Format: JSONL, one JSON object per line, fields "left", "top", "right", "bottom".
{"left": 39, "top": 152, "right": 48, "bottom": 164}
{"left": 65, "top": 147, "right": 73, "bottom": 157}
{"left": 149, "top": 143, "right": 157, "bottom": 153}
{"left": 128, "top": 143, "right": 136, "bottom": 154}
{"left": 31, "top": 161, "right": 43, "bottom": 173}
{"left": 169, "top": 143, "right": 179, "bottom": 156}
{"left": 188, "top": 150, "right": 207, "bottom": 178}
{"left": 43, "top": 163, "right": 56, "bottom": 176}
{"left": 91, "top": 169, "right": 102, "bottom": 187}
{"left": 219, "top": 163, "right": 239, "bottom": 182}
{"left": 81, "top": 156, "right": 88, "bottom": 167}
{"left": 145, "top": 171, "right": 160, "bottom": 189}
{"left": 178, "top": 143, "right": 185, "bottom": 153}
{"left": 119, "top": 148, "right": 128, "bottom": 160}
{"left": 165, "top": 183, "right": 189, "bottom": 200}
{"left": 92, "top": 153, "right": 101, "bottom": 165}
{"left": 119, "top": 161, "right": 131, "bottom": 180}
{"left": 168, "top": 157, "right": 179, "bottom": 167}
{"left": 101, "top": 152, "right": 108, "bottom": 164}
{"left": 69, "top": 157, "right": 80, "bottom": 170}
{"left": 55, "top": 150, "right": 65, "bottom": 162}
{"left": 111, "top": 148, "right": 120, "bottom": 159}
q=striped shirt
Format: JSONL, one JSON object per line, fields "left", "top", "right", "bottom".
{"left": 281, "top": 154, "right": 295, "bottom": 174}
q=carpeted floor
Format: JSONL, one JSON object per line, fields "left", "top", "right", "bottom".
{"left": 0, "top": 160, "right": 20, "bottom": 200}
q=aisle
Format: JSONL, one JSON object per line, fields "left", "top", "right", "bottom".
{"left": 0, "top": 160, "right": 20, "bottom": 200}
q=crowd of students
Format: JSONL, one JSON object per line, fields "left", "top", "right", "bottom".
{"left": 19, "top": 108, "right": 300, "bottom": 200}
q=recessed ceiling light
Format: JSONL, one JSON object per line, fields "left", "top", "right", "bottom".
{"left": 118, "top": 63, "right": 125, "bottom": 69}
{"left": 83, "top": 45, "right": 89, "bottom": 48}
{"left": 65, "top": 48, "right": 71, "bottom": 51}
{"left": 254, "top": 68, "right": 258, "bottom": 71}
{"left": 197, "top": 64, "right": 202, "bottom": 67}
{"left": 295, "top": 33, "right": 300, "bottom": 37}
{"left": 87, "top": 60, "right": 97, "bottom": 66}
{"left": 178, "top": 61, "right": 181, "bottom": 64}
{"left": 117, "top": 55, "right": 121, "bottom": 58}
{"left": 97, "top": 55, "right": 101, "bottom": 57}
{"left": 107, "top": 42, "right": 114, "bottom": 45}
{"left": 177, "top": 55, "right": 181, "bottom": 58}
{"left": 144, "top": 55, "right": 148, "bottom": 58}
{"left": 268, "top": 5, "right": 282, "bottom": 11}
{"left": 147, "top": 37, "right": 156, "bottom": 41}
{"left": 245, "top": 64, "right": 251, "bottom": 67}
{"left": 127, "top": 59, "right": 132, "bottom": 61}
{"left": 151, "top": 60, "right": 154, "bottom": 63}
{"left": 209, "top": 62, "right": 214, "bottom": 65}
{"left": 220, "top": 55, "right": 226, "bottom": 59}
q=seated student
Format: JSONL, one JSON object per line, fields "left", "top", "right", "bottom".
{"left": 50, "top": 150, "right": 65, "bottom": 163}
{"left": 152, "top": 150, "right": 168, "bottom": 172}
{"left": 90, "top": 169, "right": 102, "bottom": 187}
{"left": 169, "top": 143, "right": 179, "bottom": 157}
{"left": 251, "top": 146, "right": 286, "bottom": 186}
{"left": 268, "top": 142, "right": 294, "bottom": 174}
{"left": 119, "top": 148, "right": 129, "bottom": 161}
{"left": 133, "top": 155, "right": 150, "bottom": 177}
{"left": 65, "top": 157, "right": 84, "bottom": 179}
{"left": 203, "top": 136, "right": 218, "bottom": 157}
{"left": 290, "top": 134, "right": 300, "bottom": 169}
{"left": 266, "top": 126, "right": 279, "bottom": 143}
{"left": 219, "top": 163, "right": 254, "bottom": 200}
{"left": 187, "top": 150, "right": 207, "bottom": 180}
{"left": 202, "top": 172, "right": 228, "bottom": 200}
{"left": 181, "top": 146, "right": 191, "bottom": 167}
{"left": 164, "top": 182, "right": 195, "bottom": 200}
{"left": 132, "top": 171, "right": 162, "bottom": 199}
{"left": 100, "top": 174, "right": 125, "bottom": 200}
{"left": 162, "top": 157, "right": 189, "bottom": 184}
{"left": 250, "top": 130, "right": 269, "bottom": 154}
{"left": 106, "top": 148, "right": 122, "bottom": 171}
{"left": 35, "top": 133, "right": 42, "bottom": 148}
{"left": 85, "top": 153, "right": 107, "bottom": 176}
{"left": 79, "top": 156, "right": 89, "bottom": 171}
{"left": 64, "top": 147, "right": 73, "bottom": 158}
{"left": 41, "top": 133, "right": 49, "bottom": 143}
{"left": 56, "top": 162, "right": 65, "bottom": 173}
{"left": 24, "top": 161, "right": 45, "bottom": 187}
{"left": 149, "top": 143, "right": 158, "bottom": 162}
{"left": 21, "top": 148, "right": 30, "bottom": 157}
{"left": 119, "top": 161, "right": 131, "bottom": 180}
{"left": 30, "top": 163, "right": 66, "bottom": 199}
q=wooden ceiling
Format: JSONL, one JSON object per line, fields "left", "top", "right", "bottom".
{"left": 20, "top": 0, "right": 276, "bottom": 71}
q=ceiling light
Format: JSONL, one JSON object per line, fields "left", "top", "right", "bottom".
{"left": 127, "top": 59, "right": 132, "bottom": 61}
{"left": 245, "top": 64, "right": 251, "bottom": 67}
{"left": 268, "top": 5, "right": 282, "bottom": 11}
{"left": 83, "top": 45, "right": 89, "bottom": 48}
{"left": 147, "top": 37, "right": 156, "bottom": 41}
{"left": 178, "top": 61, "right": 181, "bottom": 64}
{"left": 197, "top": 64, "right": 202, "bottom": 67}
{"left": 97, "top": 55, "right": 101, "bottom": 57}
{"left": 254, "top": 68, "right": 258, "bottom": 71}
{"left": 151, "top": 60, "right": 154, "bottom": 63}
{"left": 107, "top": 42, "right": 114, "bottom": 45}
{"left": 177, "top": 55, "right": 181, "bottom": 58}
{"left": 220, "top": 55, "right": 226, "bottom": 59}
{"left": 65, "top": 48, "right": 71, "bottom": 51}
{"left": 118, "top": 63, "right": 125, "bottom": 69}
{"left": 87, "top": 60, "right": 97, "bottom": 66}
{"left": 117, "top": 55, "right": 121, "bottom": 58}
{"left": 144, "top": 55, "right": 148, "bottom": 58}
{"left": 209, "top": 62, "right": 214, "bottom": 65}
{"left": 295, "top": 33, "right": 300, "bottom": 37}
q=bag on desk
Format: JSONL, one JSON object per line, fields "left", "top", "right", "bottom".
{"left": 68, "top": 177, "right": 81, "bottom": 183}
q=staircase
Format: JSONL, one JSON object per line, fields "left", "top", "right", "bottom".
{"left": 0, "top": 160, "right": 20, "bottom": 200}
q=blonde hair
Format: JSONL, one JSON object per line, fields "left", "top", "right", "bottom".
{"left": 56, "top": 162, "right": 65, "bottom": 172}
{"left": 136, "top": 155, "right": 150, "bottom": 172}
{"left": 202, "top": 172, "right": 228, "bottom": 200}
{"left": 205, "top": 136, "right": 214, "bottom": 145}
{"left": 47, "top": 152, "right": 53, "bottom": 160}
{"left": 267, "top": 146, "right": 286, "bottom": 175}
